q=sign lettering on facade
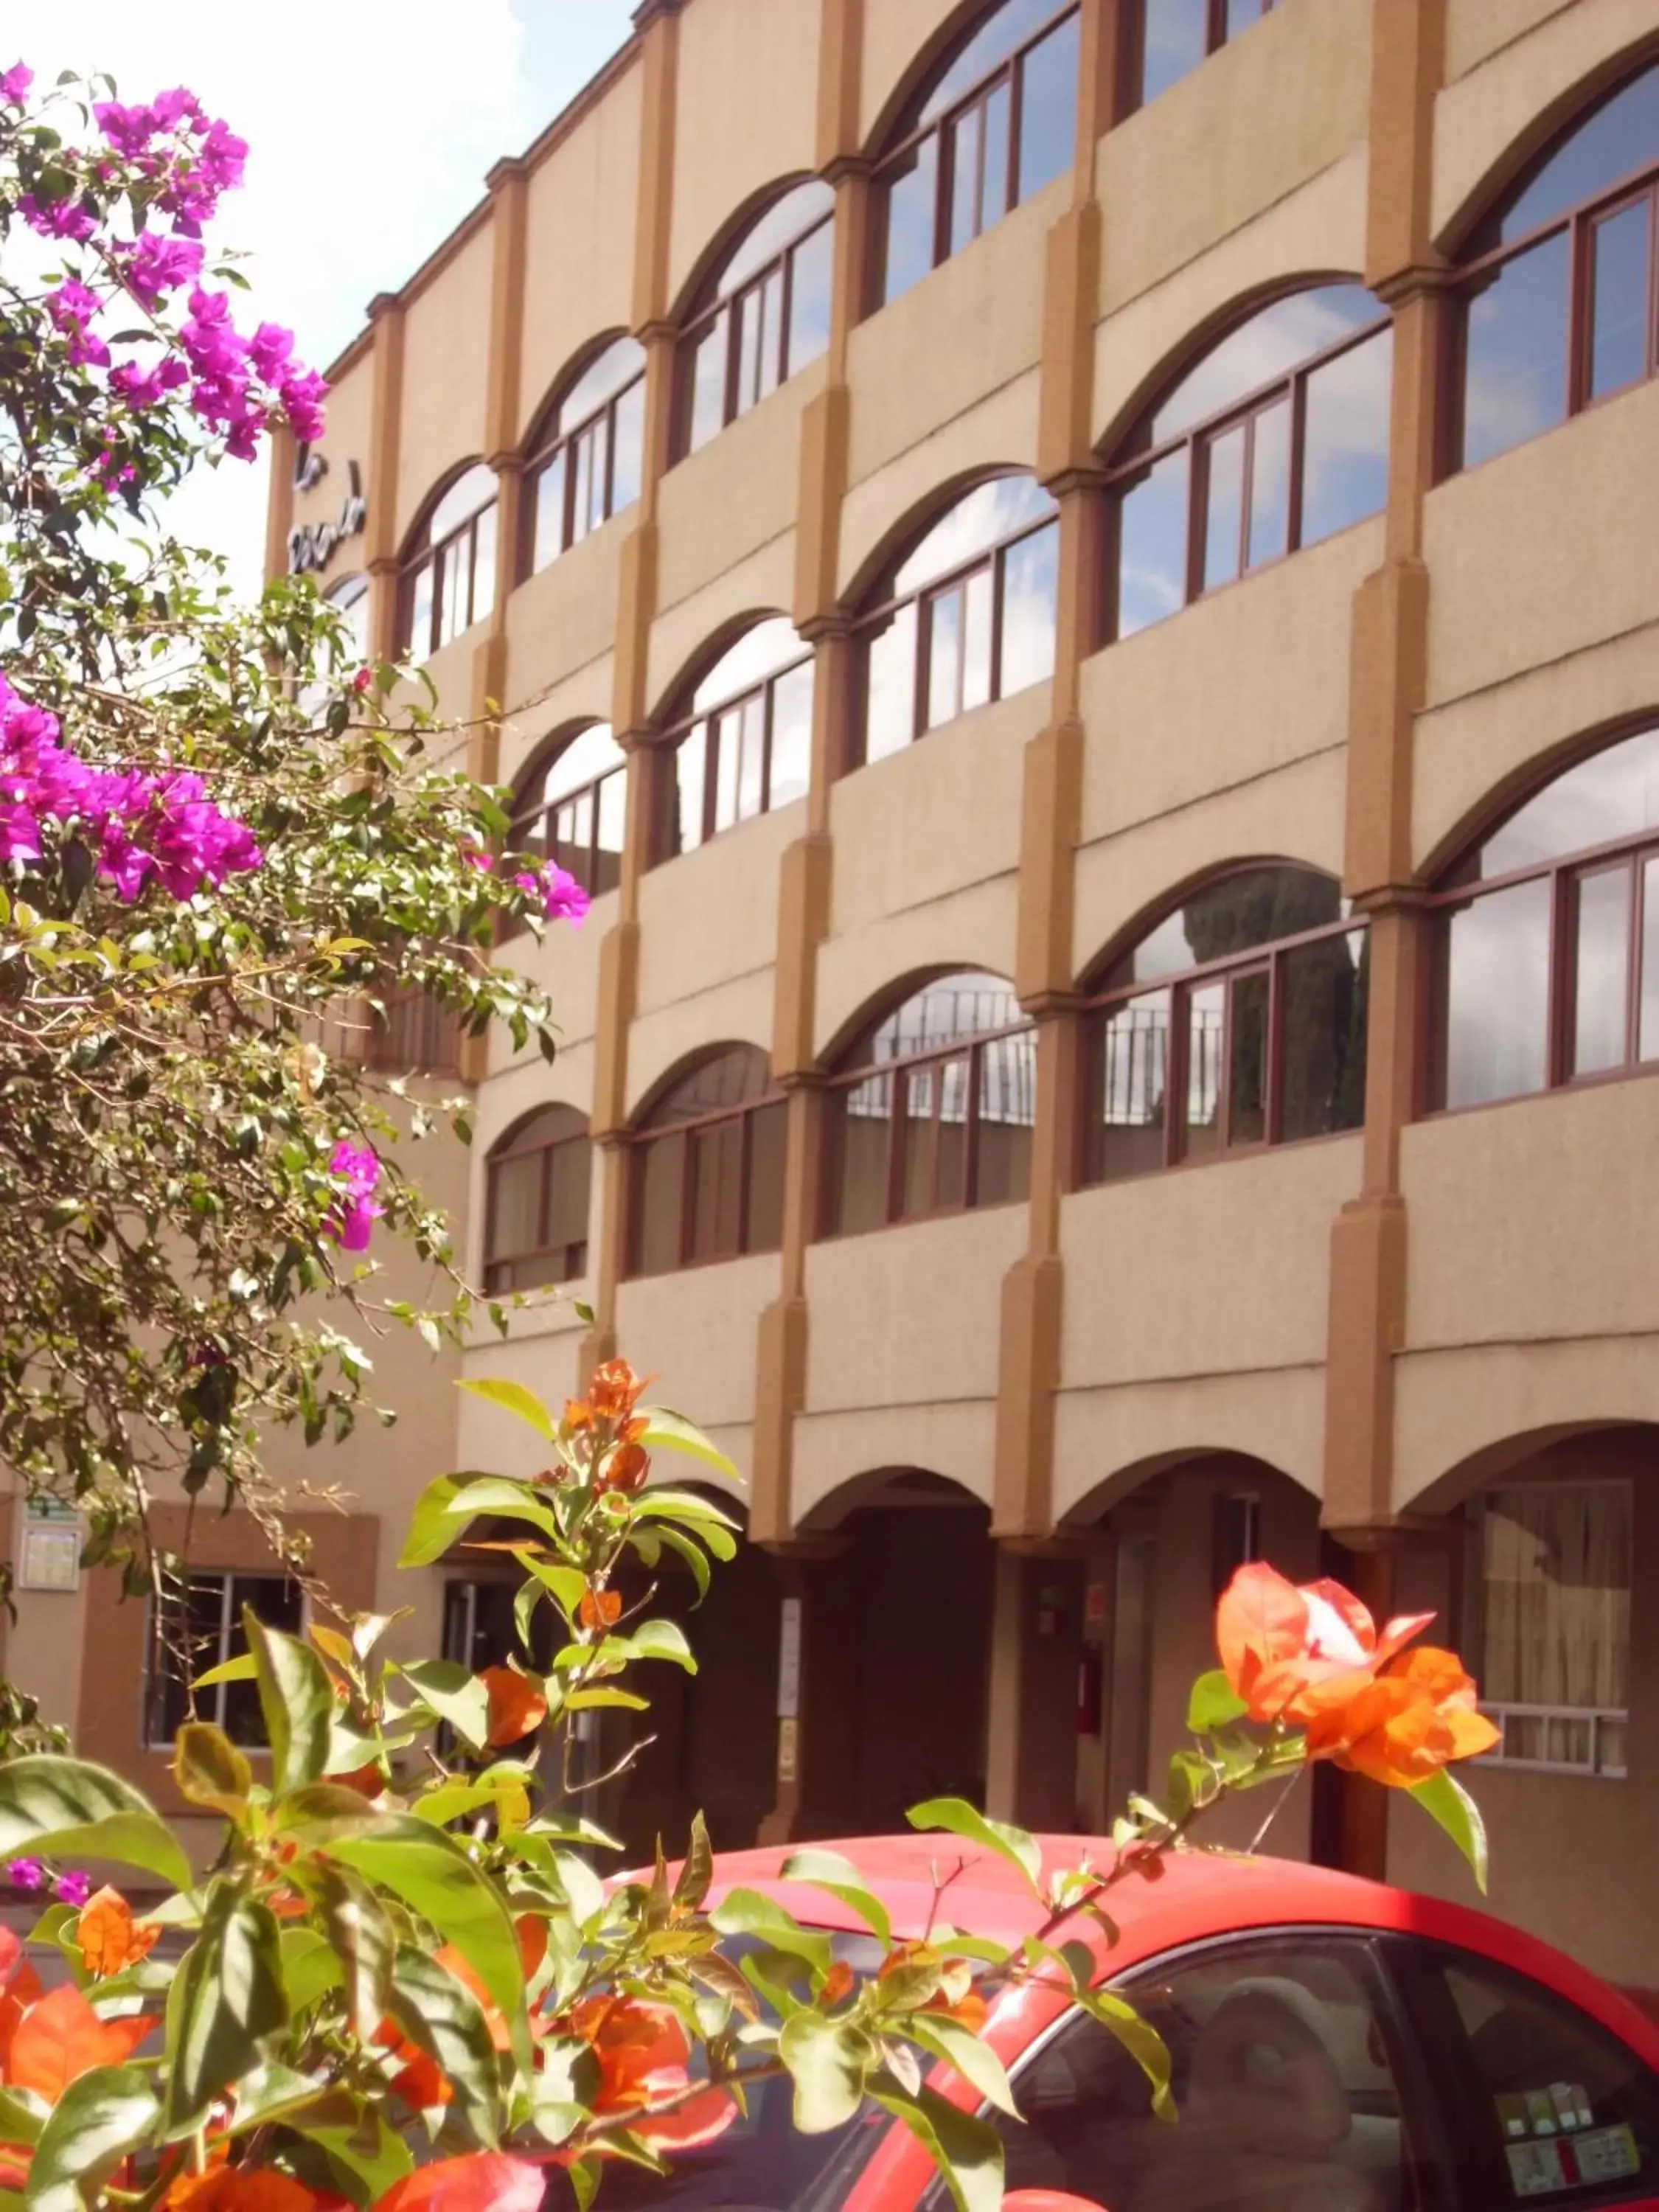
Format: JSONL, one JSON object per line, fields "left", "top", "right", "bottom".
{"left": 288, "top": 452, "right": 366, "bottom": 575}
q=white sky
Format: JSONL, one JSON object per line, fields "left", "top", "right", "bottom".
{"left": 32, "top": 1, "right": 639, "bottom": 591}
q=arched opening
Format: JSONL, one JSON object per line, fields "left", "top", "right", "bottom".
{"left": 397, "top": 462, "right": 498, "bottom": 661}
{"left": 653, "top": 617, "right": 814, "bottom": 862}
{"left": 675, "top": 181, "right": 835, "bottom": 459}
{"left": 521, "top": 335, "right": 646, "bottom": 577}
{"left": 625, "top": 1045, "right": 786, "bottom": 1277}
{"left": 504, "top": 722, "right": 627, "bottom": 921}
{"left": 1100, "top": 282, "right": 1391, "bottom": 639}
{"left": 1449, "top": 59, "right": 1659, "bottom": 474}
{"left": 481, "top": 1104, "right": 591, "bottom": 1293}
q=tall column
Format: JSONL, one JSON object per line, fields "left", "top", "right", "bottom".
{"left": 584, "top": 1, "right": 682, "bottom": 1380}
{"left": 262, "top": 425, "right": 296, "bottom": 589}
{"left": 362, "top": 293, "right": 406, "bottom": 666}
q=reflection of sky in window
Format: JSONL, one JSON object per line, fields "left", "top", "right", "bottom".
{"left": 688, "top": 616, "right": 804, "bottom": 714}
{"left": 999, "top": 524, "right": 1059, "bottom": 693}
{"left": 891, "top": 474, "right": 1055, "bottom": 594}
{"left": 538, "top": 723, "right": 624, "bottom": 808}
{"left": 1299, "top": 324, "right": 1391, "bottom": 546}
{"left": 554, "top": 336, "right": 644, "bottom": 437}
{"left": 1497, "top": 63, "right": 1659, "bottom": 246}
{"left": 867, "top": 972, "right": 1021, "bottom": 1059}
{"left": 1016, "top": 16, "right": 1079, "bottom": 204}
{"left": 1474, "top": 727, "right": 1659, "bottom": 879}
{"left": 426, "top": 462, "right": 496, "bottom": 543}
{"left": 719, "top": 181, "right": 834, "bottom": 296}
{"left": 1444, "top": 879, "right": 1550, "bottom": 1107}
{"left": 1460, "top": 235, "right": 1569, "bottom": 469}
{"left": 864, "top": 602, "right": 918, "bottom": 762}
{"left": 1139, "top": 0, "right": 1209, "bottom": 107}
{"left": 1143, "top": 285, "right": 1379, "bottom": 445}
{"left": 921, "top": 0, "right": 1058, "bottom": 122}
{"left": 1587, "top": 199, "right": 1652, "bottom": 399}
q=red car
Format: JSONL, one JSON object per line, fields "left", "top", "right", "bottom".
{"left": 594, "top": 1834, "right": 1659, "bottom": 2212}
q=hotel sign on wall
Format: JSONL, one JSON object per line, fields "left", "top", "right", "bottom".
{"left": 288, "top": 443, "right": 367, "bottom": 575}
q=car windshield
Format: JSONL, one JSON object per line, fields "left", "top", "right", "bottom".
{"left": 544, "top": 1932, "right": 886, "bottom": 2212}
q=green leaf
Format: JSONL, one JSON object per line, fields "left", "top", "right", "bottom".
{"left": 456, "top": 1376, "right": 557, "bottom": 1441}
{"left": 190, "top": 1652, "right": 257, "bottom": 1690}
{"left": 291, "top": 2107, "right": 414, "bottom": 2203}
{"left": 16, "top": 1812, "right": 192, "bottom": 1899}
{"left": 398, "top": 1660, "right": 489, "bottom": 1750}
{"left": 1409, "top": 1767, "right": 1489, "bottom": 1893}
{"left": 277, "top": 1926, "right": 342, "bottom": 2017}
{"left": 24, "top": 2065, "right": 158, "bottom": 2212}
{"left": 636, "top": 1406, "right": 740, "bottom": 1481}
{"left": 171, "top": 1722, "right": 251, "bottom": 1820}
{"left": 0, "top": 2087, "right": 42, "bottom": 2147}
{"left": 323, "top": 1817, "right": 531, "bottom": 2070}
{"left": 905, "top": 1798, "right": 1043, "bottom": 1892}
{"left": 604, "top": 1617, "right": 696, "bottom": 1672}
{"left": 223, "top": 2059, "right": 338, "bottom": 2134}
{"left": 905, "top": 2013, "right": 1019, "bottom": 2118}
{"left": 0, "top": 1759, "right": 159, "bottom": 1861}
{"left": 710, "top": 1888, "right": 830, "bottom": 1972}
{"left": 779, "top": 2011, "right": 875, "bottom": 2132}
{"left": 1187, "top": 1668, "right": 1249, "bottom": 1733}
{"left": 565, "top": 1687, "right": 648, "bottom": 1711}
{"left": 1070, "top": 1982, "right": 1175, "bottom": 2118}
{"left": 160, "top": 1888, "right": 288, "bottom": 2135}
{"left": 243, "top": 1612, "right": 333, "bottom": 1798}
{"left": 397, "top": 1474, "right": 465, "bottom": 1567}
{"left": 869, "top": 2082, "right": 1004, "bottom": 2212}
{"left": 307, "top": 1863, "right": 394, "bottom": 2041}
{"left": 440, "top": 1478, "right": 562, "bottom": 1545}
{"left": 778, "top": 1847, "right": 893, "bottom": 1945}
{"left": 640, "top": 1522, "right": 712, "bottom": 1601}
{"left": 673, "top": 1812, "right": 713, "bottom": 1910}
{"left": 512, "top": 1550, "right": 587, "bottom": 1621}
{"left": 383, "top": 1944, "right": 501, "bottom": 2144}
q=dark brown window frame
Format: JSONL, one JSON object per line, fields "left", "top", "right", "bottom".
{"left": 660, "top": 644, "right": 815, "bottom": 860}
{"left": 625, "top": 1060, "right": 786, "bottom": 1278}
{"left": 852, "top": 494, "right": 1059, "bottom": 767}
{"left": 1424, "top": 820, "right": 1659, "bottom": 1116}
{"left": 1447, "top": 145, "right": 1659, "bottom": 476}
{"left": 873, "top": 1, "right": 1081, "bottom": 305}
{"left": 675, "top": 202, "right": 835, "bottom": 458}
{"left": 520, "top": 347, "right": 646, "bottom": 577}
{"left": 1103, "top": 302, "right": 1391, "bottom": 638}
{"left": 1078, "top": 908, "right": 1368, "bottom": 1181}
{"left": 819, "top": 1008, "right": 1037, "bottom": 1237}
{"left": 399, "top": 479, "right": 498, "bottom": 659}
{"left": 506, "top": 726, "right": 628, "bottom": 922}
{"left": 484, "top": 1106, "right": 591, "bottom": 1293}
{"left": 1124, "top": 0, "right": 1277, "bottom": 117}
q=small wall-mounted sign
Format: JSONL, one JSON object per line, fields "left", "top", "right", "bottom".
{"left": 777, "top": 1715, "right": 799, "bottom": 1784}
{"left": 777, "top": 1595, "right": 802, "bottom": 1720}
{"left": 18, "top": 1498, "right": 82, "bottom": 1593}
{"left": 288, "top": 453, "right": 366, "bottom": 574}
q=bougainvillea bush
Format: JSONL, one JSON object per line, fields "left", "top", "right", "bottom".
{"left": 0, "top": 1360, "right": 1496, "bottom": 2210}
{"left": 0, "top": 61, "right": 591, "bottom": 1581}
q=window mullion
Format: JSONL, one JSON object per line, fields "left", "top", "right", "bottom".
{"left": 990, "top": 549, "right": 1006, "bottom": 703}
{"left": 1546, "top": 866, "right": 1571, "bottom": 1088}
{"left": 1567, "top": 209, "right": 1589, "bottom": 420}
{"left": 1624, "top": 854, "right": 1644, "bottom": 1067}
{"left": 737, "top": 1107, "right": 753, "bottom": 1257}
{"left": 1217, "top": 970, "right": 1237, "bottom": 1154}
{"left": 1169, "top": 982, "right": 1190, "bottom": 1165}
{"left": 1287, "top": 369, "right": 1309, "bottom": 551}
{"left": 1265, "top": 947, "right": 1284, "bottom": 1144}
{"left": 1184, "top": 433, "right": 1206, "bottom": 605}
{"left": 886, "top": 1063, "right": 906, "bottom": 1225}
{"left": 1237, "top": 407, "right": 1256, "bottom": 577}
{"left": 964, "top": 1042, "right": 983, "bottom": 1208}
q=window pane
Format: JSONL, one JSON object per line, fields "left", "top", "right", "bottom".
{"left": 1016, "top": 15, "right": 1079, "bottom": 206}
{"left": 737, "top": 696, "right": 766, "bottom": 822}
{"left": 1201, "top": 422, "right": 1245, "bottom": 590}
{"left": 973, "top": 1030, "right": 1034, "bottom": 1205}
{"left": 1091, "top": 991, "right": 1169, "bottom": 1180}
{"left": 611, "top": 380, "right": 644, "bottom": 515}
{"left": 147, "top": 1578, "right": 226, "bottom": 1745}
{"left": 963, "top": 565, "right": 994, "bottom": 713}
{"left": 471, "top": 506, "right": 495, "bottom": 625}
{"left": 409, "top": 559, "right": 434, "bottom": 658}
{"left": 676, "top": 723, "right": 709, "bottom": 853}
{"left": 737, "top": 285, "right": 764, "bottom": 414}
{"left": 1573, "top": 864, "right": 1632, "bottom": 1076}
{"left": 223, "top": 1576, "right": 302, "bottom": 1747}
{"left": 883, "top": 136, "right": 939, "bottom": 305}
{"left": 1245, "top": 395, "right": 1290, "bottom": 568}
{"left": 1184, "top": 981, "right": 1225, "bottom": 1157}
{"left": 981, "top": 81, "right": 1012, "bottom": 234}
{"left": 786, "top": 221, "right": 833, "bottom": 380}
{"left": 712, "top": 708, "right": 741, "bottom": 834}
{"left": 546, "top": 1135, "right": 591, "bottom": 1257}
{"left": 1299, "top": 324, "right": 1391, "bottom": 547}
{"left": 745, "top": 1101, "right": 787, "bottom": 1253}
{"left": 689, "top": 1118, "right": 745, "bottom": 1262}
{"left": 1483, "top": 1484, "right": 1630, "bottom": 1773}
{"left": 948, "top": 102, "right": 983, "bottom": 257}
{"left": 594, "top": 768, "right": 625, "bottom": 897}
{"left": 1474, "top": 725, "right": 1659, "bottom": 880}
{"left": 1441, "top": 877, "right": 1552, "bottom": 1107}
{"left": 1497, "top": 61, "right": 1659, "bottom": 246}
{"left": 1588, "top": 196, "right": 1652, "bottom": 401}
{"left": 1139, "top": 0, "right": 1211, "bottom": 107}
{"left": 1279, "top": 928, "right": 1369, "bottom": 1143}
{"left": 1642, "top": 855, "right": 1659, "bottom": 1061}
{"left": 926, "top": 586, "right": 964, "bottom": 730}
{"left": 570, "top": 428, "right": 596, "bottom": 546}
{"left": 999, "top": 521, "right": 1058, "bottom": 692}
{"left": 759, "top": 269, "right": 785, "bottom": 402}
{"left": 490, "top": 1151, "right": 543, "bottom": 1260}
{"left": 831, "top": 1074, "right": 893, "bottom": 1234}
{"left": 532, "top": 448, "right": 567, "bottom": 571}
{"left": 1224, "top": 0, "right": 1263, "bottom": 33}
{"left": 688, "top": 314, "right": 728, "bottom": 453}
{"left": 768, "top": 661, "right": 813, "bottom": 810}
{"left": 864, "top": 602, "right": 919, "bottom": 762}
{"left": 1227, "top": 968, "right": 1270, "bottom": 1144}
{"left": 1116, "top": 449, "right": 1190, "bottom": 636}
{"left": 1461, "top": 232, "right": 1571, "bottom": 470}
{"left": 900, "top": 1065, "right": 936, "bottom": 1217}
{"left": 633, "top": 1131, "right": 686, "bottom": 1275}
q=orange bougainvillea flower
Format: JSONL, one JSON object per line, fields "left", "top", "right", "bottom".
{"left": 76, "top": 1886, "right": 162, "bottom": 1979}
{"left": 159, "top": 2166, "right": 321, "bottom": 2212}
{"left": 602, "top": 1441, "right": 650, "bottom": 1495}
{"left": 1215, "top": 1561, "right": 1435, "bottom": 1725}
{"left": 374, "top": 2154, "right": 546, "bottom": 2212}
{"left": 374, "top": 2018, "right": 453, "bottom": 2110}
{"left": 555, "top": 1994, "right": 736, "bottom": 2151}
{"left": 577, "top": 1588, "right": 622, "bottom": 1632}
{"left": 7, "top": 1983, "right": 156, "bottom": 2101}
{"left": 480, "top": 1664, "right": 548, "bottom": 1748}
{"left": 588, "top": 1359, "right": 648, "bottom": 1424}
{"left": 1304, "top": 1644, "right": 1502, "bottom": 1788}
{"left": 0, "top": 1930, "right": 42, "bottom": 2079}
{"left": 820, "top": 1960, "right": 854, "bottom": 2008}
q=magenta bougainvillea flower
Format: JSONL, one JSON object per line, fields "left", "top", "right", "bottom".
{"left": 515, "top": 859, "right": 592, "bottom": 925}
{"left": 324, "top": 1140, "right": 384, "bottom": 1253}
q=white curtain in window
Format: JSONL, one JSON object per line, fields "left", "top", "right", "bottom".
{"left": 1483, "top": 1482, "right": 1630, "bottom": 1769}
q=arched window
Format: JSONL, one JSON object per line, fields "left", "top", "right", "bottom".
{"left": 522, "top": 337, "right": 646, "bottom": 577}
{"left": 628, "top": 1047, "right": 786, "bottom": 1276}
{"left": 678, "top": 182, "right": 835, "bottom": 459}
{"left": 1105, "top": 284, "right": 1392, "bottom": 639}
{"left": 508, "top": 724, "right": 627, "bottom": 910}
{"left": 1453, "top": 63, "right": 1659, "bottom": 473}
{"left": 855, "top": 474, "right": 1059, "bottom": 768}
{"left": 821, "top": 973, "right": 1034, "bottom": 1234}
{"left": 1079, "top": 866, "right": 1367, "bottom": 1180}
{"left": 484, "top": 1106, "right": 591, "bottom": 1291}
{"left": 661, "top": 619, "right": 814, "bottom": 860}
{"left": 1127, "top": 0, "right": 1278, "bottom": 114}
{"left": 1429, "top": 724, "right": 1659, "bottom": 1111}
{"left": 877, "top": 1, "right": 1080, "bottom": 308}
{"left": 326, "top": 572, "right": 369, "bottom": 663}
{"left": 400, "top": 463, "right": 498, "bottom": 660}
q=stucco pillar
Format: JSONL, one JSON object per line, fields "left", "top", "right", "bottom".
{"left": 757, "top": 1542, "right": 858, "bottom": 1845}
{"left": 984, "top": 1547, "right": 1086, "bottom": 1827}
{"left": 262, "top": 425, "right": 296, "bottom": 589}
{"left": 362, "top": 293, "right": 406, "bottom": 666}
{"left": 1323, "top": 0, "right": 1447, "bottom": 1544}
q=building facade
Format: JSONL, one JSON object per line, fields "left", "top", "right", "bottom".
{"left": 10, "top": 0, "right": 1656, "bottom": 1993}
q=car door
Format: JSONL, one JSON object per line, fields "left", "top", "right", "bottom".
{"left": 1382, "top": 1938, "right": 1659, "bottom": 2211}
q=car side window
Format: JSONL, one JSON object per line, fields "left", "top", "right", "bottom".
{"left": 1403, "top": 1944, "right": 1659, "bottom": 2208}
{"left": 989, "top": 1937, "right": 1419, "bottom": 2212}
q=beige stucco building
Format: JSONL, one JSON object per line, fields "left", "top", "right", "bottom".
{"left": 12, "top": 0, "right": 1659, "bottom": 2000}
